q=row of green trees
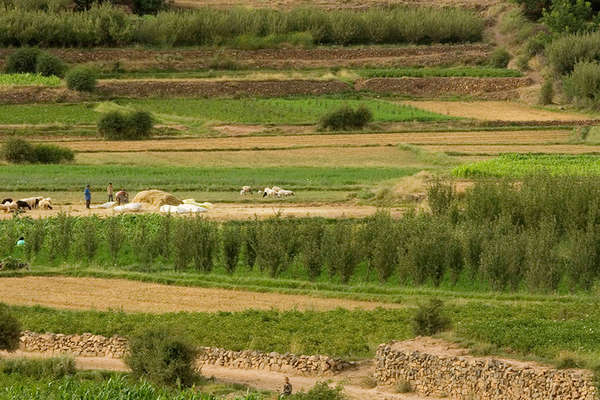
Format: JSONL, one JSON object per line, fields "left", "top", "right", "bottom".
{"left": 2, "top": 176, "right": 600, "bottom": 292}
{"left": 0, "top": 4, "right": 483, "bottom": 47}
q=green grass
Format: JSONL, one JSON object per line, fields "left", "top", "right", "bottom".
{"left": 358, "top": 67, "right": 522, "bottom": 78}
{"left": 0, "top": 97, "right": 452, "bottom": 127}
{"left": 453, "top": 154, "right": 600, "bottom": 178}
{"left": 0, "top": 73, "right": 61, "bottom": 87}
{"left": 0, "top": 165, "right": 418, "bottom": 191}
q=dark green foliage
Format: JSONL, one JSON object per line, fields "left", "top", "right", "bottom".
{"left": 0, "top": 356, "right": 75, "bottom": 379}
{"left": 243, "top": 220, "right": 258, "bottom": 268}
{"left": 427, "top": 180, "right": 455, "bottom": 216}
{"left": 125, "top": 327, "right": 198, "bottom": 387}
{"left": 0, "top": 256, "right": 28, "bottom": 271}
{"left": 32, "top": 144, "right": 74, "bottom": 164}
{"left": 173, "top": 218, "right": 193, "bottom": 271}
{"left": 98, "top": 110, "right": 154, "bottom": 140}
{"left": 1, "top": 138, "right": 35, "bottom": 163}
{"left": 539, "top": 79, "right": 554, "bottom": 105}
{"left": 257, "top": 218, "right": 289, "bottom": 277}
{"left": 290, "top": 382, "right": 347, "bottom": 400}
{"left": 564, "top": 61, "right": 600, "bottom": 108}
{"left": 323, "top": 222, "right": 359, "bottom": 283}
{"left": 488, "top": 48, "right": 511, "bottom": 68}
{"left": 190, "top": 217, "right": 217, "bottom": 273}
{"left": 515, "top": 0, "right": 551, "bottom": 20}
{"left": 411, "top": 298, "right": 451, "bottom": 336}
{"left": 0, "top": 305, "right": 21, "bottom": 352}
{"left": 369, "top": 211, "right": 399, "bottom": 282}
{"left": 46, "top": 213, "right": 74, "bottom": 260}
{"left": 222, "top": 222, "right": 241, "bottom": 274}
{"left": 77, "top": 216, "right": 99, "bottom": 261}
{"left": 546, "top": 31, "right": 600, "bottom": 76}
{"left": 4, "top": 47, "right": 40, "bottom": 73}
{"left": 104, "top": 216, "right": 124, "bottom": 265}
{"left": 132, "top": 0, "right": 167, "bottom": 14}
{"left": 65, "top": 66, "right": 96, "bottom": 92}
{"left": 320, "top": 105, "right": 373, "bottom": 131}
{"left": 35, "top": 52, "right": 66, "bottom": 77}
{"left": 301, "top": 219, "right": 325, "bottom": 280}
{"left": 542, "top": 0, "right": 595, "bottom": 34}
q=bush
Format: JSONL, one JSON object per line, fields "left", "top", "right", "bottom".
{"left": 542, "top": 0, "right": 594, "bottom": 34}
{"left": 488, "top": 48, "right": 511, "bottom": 68}
{"left": 0, "top": 356, "right": 75, "bottom": 379}
{"left": 98, "top": 110, "right": 154, "bottom": 140}
{"left": 4, "top": 47, "right": 41, "bottom": 73}
{"left": 65, "top": 66, "right": 96, "bottom": 92}
{"left": 1, "top": 138, "right": 73, "bottom": 164}
{"left": 125, "top": 327, "right": 198, "bottom": 387}
{"left": 35, "top": 52, "right": 66, "bottom": 77}
{"left": 539, "top": 79, "right": 554, "bottom": 105}
{"left": 411, "top": 298, "right": 451, "bottom": 336}
{"left": 132, "top": 0, "right": 167, "bottom": 14}
{"left": 319, "top": 105, "right": 373, "bottom": 131}
{"left": 564, "top": 61, "right": 600, "bottom": 108}
{"left": 515, "top": 0, "right": 551, "bottom": 20}
{"left": 0, "top": 304, "right": 21, "bottom": 352}
{"left": 546, "top": 31, "right": 600, "bottom": 76}
{"left": 0, "top": 256, "right": 28, "bottom": 271}
{"left": 290, "top": 382, "right": 346, "bottom": 400}
{"left": 222, "top": 222, "right": 241, "bottom": 274}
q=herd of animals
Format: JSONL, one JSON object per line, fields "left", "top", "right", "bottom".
{"left": 241, "top": 186, "right": 295, "bottom": 197}
{"left": 1, "top": 196, "right": 52, "bottom": 212}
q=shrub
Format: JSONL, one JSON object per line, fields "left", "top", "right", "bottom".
{"left": 539, "top": 79, "right": 554, "bottom": 105}
{"left": 427, "top": 180, "right": 455, "bottom": 216}
{"left": 516, "top": 55, "right": 530, "bottom": 71}
{"left": 488, "top": 48, "right": 511, "bottom": 68}
{"left": 98, "top": 110, "right": 154, "bottom": 140}
{"left": 243, "top": 220, "right": 259, "bottom": 268}
{"left": 222, "top": 222, "right": 241, "bottom": 274}
{"left": 173, "top": 218, "right": 193, "bottom": 271}
{"left": 515, "top": 0, "right": 551, "bottom": 20}
{"left": 301, "top": 219, "right": 325, "bottom": 280}
{"left": 76, "top": 216, "right": 99, "bottom": 261}
{"left": 0, "top": 256, "right": 28, "bottom": 271}
{"left": 190, "top": 217, "right": 217, "bottom": 273}
{"left": 0, "top": 304, "right": 21, "bottom": 352}
{"left": 323, "top": 222, "right": 359, "bottom": 283}
{"left": 564, "top": 61, "right": 600, "bottom": 108}
{"left": 35, "top": 52, "right": 66, "bottom": 77}
{"left": 0, "top": 356, "right": 75, "bottom": 379}
{"left": 290, "top": 382, "right": 346, "bottom": 400}
{"left": 4, "top": 47, "right": 41, "bottom": 73}
{"left": 319, "top": 105, "right": 373, "bottom": 131}
{"left": 1, "top": 138, "right": 73, "bottom": 164}
{"left": 65, "top": 66, "right": 96, "bottom": 92}
{"left": 542, "top": 0, "right": 594, "bottom": 34}
{"left": 105, "top": 216, "right": 124, "bottom": 266}
{"left": 411, "top": 298, "right": 451, "bottom": 336}
{"left": 125, "top": 327, "right": 198, "bottom": 387}
{"left": 546, "top": 31, "right": 600, "bottom": 76}
{"left": 1, "top": 138, "right": 35, "bottom": 163}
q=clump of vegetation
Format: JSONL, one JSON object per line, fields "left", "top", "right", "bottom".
{"left": 65, "top": 66, "right": 96, "bottom": 92}
{"left": 4, "top": 47, "right": 65, "bottom": 77}
{"left": 35, "top": 52, "right": 66, "bottom": 77}
{"left": 0, "top": 356, "right": 75, "bottom": 379}
{"left": 98, "top": 110, "right": 154, "bottom": 140}
{"left": 1, "top": 138, "right": 73, "bottom": 164}
{"left": 411, "top": 298, "right": 451, "bottom": 336}
{"left": 290, "top": 382, "right": 347, "bottom": 400}
{"left": 0, "top": 256, "right": 28, "bottom": 271}
{"left": 125, "top": 327, "right": 198, "bottom": 387}
{"left": 488, "top": 48, "right": 511, "bottom": 68}
{"left": 0, "top": 73, "right": 61, "bottom": 86}
{"left": 539, "top": 79, "right": 554, "bottom": 105}
{"left": 546, "top": 31, "right": 600, "bottom": 76}
{"left": 0, "top": 305, "right": 21, "bottom": 352}
{"left": 396, "top": 379, "right": 412, "bottom": 393}
{"left": 320, "top": 105, "right": 373, "bottom": 131}
{"left": 564, "top": 61, "right": 600, "bottom": 108}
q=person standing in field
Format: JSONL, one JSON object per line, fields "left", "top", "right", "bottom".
{"left": 84, "top": 184, "right": 91, "bottom": 209}
{"left": 107, "top": 182, "right": 114, "bottom": 202}
{"left": 280, "top": 377, "right": 292, "bottom": 398}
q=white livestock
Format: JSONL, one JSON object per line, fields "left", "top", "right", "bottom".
{"left": 240, "top": 186, "right": 252, "bottom": 195}
{"left": 262, "top": 187, "right": 277, "bottom": 198}
{"left": 277, "top": 189, "right": 295, "bottom": 197}
{"left": 39, "top": 198, "right": 53, "bottom": 210}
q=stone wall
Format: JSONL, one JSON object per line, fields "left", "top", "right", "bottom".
{"left": 19, "top": 331, "right": 354, "bottom": 376}
{"left": 375, "top": 339, "right": 599, "bottom": 400}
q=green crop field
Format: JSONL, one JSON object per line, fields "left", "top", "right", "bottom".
{"left": 0, "top": 73, "right": 61, "bottom": 87}
{"left": 453, "top": 154, "right": 600, "bottom": 178}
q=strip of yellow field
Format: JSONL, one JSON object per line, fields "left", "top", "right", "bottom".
{"left": 37, "top": 130, "right": 572, "bottom": 152}
{"left": 402, "top": 101, "right": 593, "bottom": 121}
{"left": 422, "top": 144, "right": 600, "bottom": 154}
{"left": 0, "top": 276, "right": 403, "bottom": 313}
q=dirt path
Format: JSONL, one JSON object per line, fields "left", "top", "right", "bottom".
{"left": 0, "top": 350, "right": 431, "bottom": 400}
{"left": 402, "top": 101, "right": 594, "bottom": 121}
{"left": 0, "top": 276, "right": 403, "bottom": 313}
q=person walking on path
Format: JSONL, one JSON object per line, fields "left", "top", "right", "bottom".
{"left": 107, "top": 183, "right": 114, "bottom": 202}
{"left": 84, "top": 184, "right": 91, "bottom": 209}
{"left": 280, "top": 377, "right": 292, "bottom": 398}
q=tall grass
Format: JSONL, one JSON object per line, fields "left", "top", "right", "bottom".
{"left": 0, "top": 4, "right": 484, "bottom": 47}
{"left": 546, "top": 31, "right": 600, "bottom": 76}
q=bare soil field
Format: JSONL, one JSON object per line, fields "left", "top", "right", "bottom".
{"left": 44, "top": 130, "right": 573, "bottom": 152}
{"left": 0, "top": 45, "right": 491, "bottom": 72}
{"left": 403, "top": 101, "right": 594, "bottom": 121}
{"left": 0, "top": 276, "right": 403, "bottom": 313}
{"left": 0, "top": 203, "right": 401, "bottom": 221}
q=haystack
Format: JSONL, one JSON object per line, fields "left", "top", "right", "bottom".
{"left": 132, "top": 190, "right": 181, "bottom": 209}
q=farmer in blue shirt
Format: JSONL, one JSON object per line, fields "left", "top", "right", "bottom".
{"left": 84, "top": 184, "right": 91, "bottom": 209}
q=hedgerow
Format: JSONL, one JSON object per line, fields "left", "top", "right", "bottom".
{"left": 0, "top": 4, "right": 484, "bottom": 47}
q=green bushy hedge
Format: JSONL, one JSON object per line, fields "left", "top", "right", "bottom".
{"left": 5, "top": 47, "right": 65, "bottom": 77}
{"left": 1, "top": 138, "right": 74, "bottom": 164}
{"left": 65, "top": 66, "right": 96, "bottom": 92}
{"left": 98, "top": 110, "right": 154, "bottom": 140}
{"left": 320, "top": 105, "right": 373, "bottom": 131}
{"left": 564, "top": 61, "right": 600, "bottom": 108}
{"left": 0, "top": 4, "right": 484, "bottom": 47}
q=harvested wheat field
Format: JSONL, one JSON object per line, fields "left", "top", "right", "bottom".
{"left": 0, "top": 276, "right": 402, "bottom": 313}
{"left": 422, "top": 144, "right": 600, "bottom": 154}
{"left": 403, "top": 101, "right": 594, "bottom": 121}
{"left": 45, "top": 130, "right": 573, "bottom": 152}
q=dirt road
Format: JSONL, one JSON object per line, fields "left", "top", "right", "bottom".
{"left": 0, "top": 276, "right": 402, "bottom": 313}
{"left": 0, "top": 350, "right": 431, "bottom": 400}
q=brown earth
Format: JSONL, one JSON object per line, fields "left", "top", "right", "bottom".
{"left": 0, "top": 276, "right": 404, "bottom": 313}
{"left": 0, "top": 87, "right": 89, "bottom": 104}
{"left": 402, "top": 101, "right": 595, "bottom": 121}
{"left": 0, "top": 45, "right": 492, "bottom": 71}
{"left": 36, "top": 130, "right": 573, "bottom": 152}
{"left": 0, "top": 203, "right": 401, "bottom": 221}
{"left": 356, "top": 77, "right": 534, "bottom": 99}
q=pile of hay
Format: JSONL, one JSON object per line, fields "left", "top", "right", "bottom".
{"left": 132, "top": 190, "right": 181, "bottom": 209}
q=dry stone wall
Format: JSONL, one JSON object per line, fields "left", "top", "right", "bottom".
{"left": 375, "top": 340, "right": 599, "bottom": 400}
{"left": 19, "top": 331, "right": 354, "bottom": 376}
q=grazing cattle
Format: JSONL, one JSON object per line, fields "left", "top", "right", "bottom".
{"left": 19, "top": 197, "right": 41, "bottom": 209}
{"left": 1, "top": 198, "right": 12, "bottom": 205}
{"left": 39, "top": 198, "right": 53, "bottom": 210}
{"left": 277, "top": 189, "right": 295, "bottom": 197}
{"left": 15, "top": 200, "right": 31, "bottom": 210}
{"left": 240, "top": 186, "right": 252, "bottom": 195}
{"left": 262, "top": 188, "right": 277, "bottom": 198}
